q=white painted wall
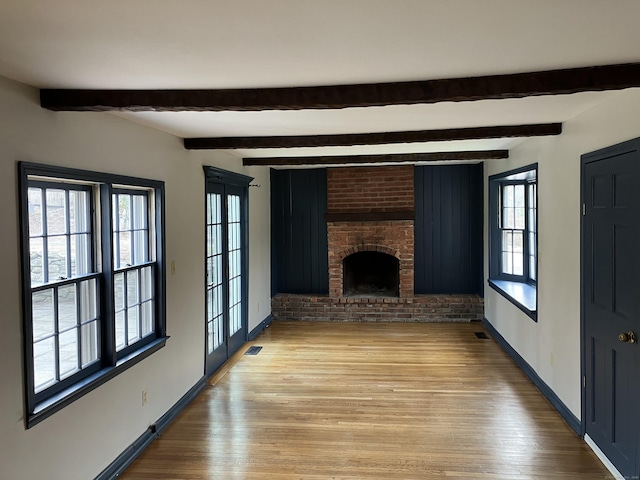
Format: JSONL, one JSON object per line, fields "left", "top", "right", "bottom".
{"left": 0, "top": 76, "right": 272, "bottom": 480}
{"left": 484, "top": 88, "right": 640, "bottom": 419}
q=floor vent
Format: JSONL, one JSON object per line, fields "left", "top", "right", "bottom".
{"left": 245, "top": 346, "right": 263, "bottom": 355}
{"left": 475, "top": 332, "right": 489, "bottom": 339}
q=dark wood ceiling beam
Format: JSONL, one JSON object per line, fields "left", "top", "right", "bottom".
{"left": 243, "top": 150, "right": 508, "bottom": 166}
{"left": 40, "top": 63, "right": 640, "bottom": 112}
{"left": 184, "top": 123, "right": 561, "bottom": 150}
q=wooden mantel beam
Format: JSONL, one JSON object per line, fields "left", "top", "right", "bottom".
{"left": 243, "top": 150, "right": 509, "bottom": 166}
{"left": 184, "top": 123, "right": 561, "bottom": 150}
{"left": 40, "top": 63, "right": 640, "bottom": 112}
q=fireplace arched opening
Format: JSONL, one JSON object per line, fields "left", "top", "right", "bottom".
{"left": 343, "top": 251, "right": 399, "bottom": 297}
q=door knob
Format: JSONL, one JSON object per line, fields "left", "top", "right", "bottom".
{"left": 618, "top": 331, "right": 637, "bottom": 344}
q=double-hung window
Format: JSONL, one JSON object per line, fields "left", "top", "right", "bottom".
{"left": 488, "top": 164, "right": 537, "bottom": 320}
{"left": 20, "top": 163, "right": 166, "bottom": 427}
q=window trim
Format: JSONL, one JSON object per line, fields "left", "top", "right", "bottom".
{"left": 488, "top": 164, "right": 538, "bottom": 321}
{"left": 19, "top": 162, "right": 168, "bottom": 428}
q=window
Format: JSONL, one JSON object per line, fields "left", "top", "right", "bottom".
{"left": 20, "top": 163, "right": 166, "bottom": 427}
{"left": 489, "top": 164, "right": 537, "bottom": 319}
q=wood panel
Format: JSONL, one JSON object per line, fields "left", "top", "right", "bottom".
{"left": 119, "top": 321, "right": 612, "bottom": 480}
{"left": 271, "top": 169, "right": 328, "bottom": 295}
{"left": 414, "top": 164, "right": 483, "bottom": 294}
{"left": 184, "top": 123, "right": 561, "bottom": 150}
{"left": 41, "top": 62, "right": 640, "bottom": 112}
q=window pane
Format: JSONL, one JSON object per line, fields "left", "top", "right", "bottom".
{"left": 133, "top": 230, "right": 147, "bottom": 264}
{"left": 115, "top": 311, "right": 126, "bottom": 350}
{"left": 114, "top": 272, "right": 125, "bottom": 311}
{"left": 81, "top": 320, "right": 99, "bottom": 367}
{"left": 503, "top": 185, "right": 514, "bottom": 207}
{"left": 503, "top": 208, "right": 514, "bottom": 229}
{"left": 32, "top": 289, "right": 55, "bottom": 341}
{"left": 28, "top": 187, "right": 43, "bottom": 237}
{"left": 502, "top": 230, "right": 512, "bottom": 252}
{"left": 127, "top": 305, "right": 140, "bottom": 344}
{"left": 502, "top": 252, "right": 512, "bottom": 275}
{"left": 46, "top": 189, "right": 67, "bottom": 235}
{"left": 513, "top": 253, "right": 524, "bottom": 276}
{"left": 70, "top": 233, "right": 91, "bottom": 276}
{"left": 59, "top": 328, "right": 79, "bottom": 379}
{"left": 141, "top": 300, "right": 154, "bottom": 337}
{"left": 47, "top": 236, "right": 68, "bottom": 280}
{"left": 127, "top": 269, "right": 139, "bottom": 307}
{"left": 58, "top": 284, "right": 77, "bottom": 331}
{"left": 529, "top": 256, "right": 537, "bottom": 281}
{"left": 141, "top": 266, "right": 153, "bottom": 301}
{"left": 30, "top": 237, "right": 44, "bottom": 285}
{"left": 515, "top": 206, "right": 525, "bottom": 230}
{"left": 118, "top": 194, "right": 131, "bottom": 231}
{"left": 80, "top": 279, "right": 98, "bottom": 323}
{"left": 515, "top": 184, "right": 525, "bottom": 207}
{"left": 33, "top": 337, "right": 56, "bottom": 393}
{"left": 119, "top": 232, "right": 131, "bottom": 267}
{"left": 513, "top": 232, "right": 523, "bottom": 253}
{"left": 69, "top": 190, "right": 89, "bottom": 234}
{"left": 132, "top": 195, "right": 147, "bottom": 230}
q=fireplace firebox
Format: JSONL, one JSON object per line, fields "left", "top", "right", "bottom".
{"left": 343, "top": 251, "right": 399, "bottom": 297}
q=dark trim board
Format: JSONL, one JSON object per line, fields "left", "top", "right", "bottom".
{"left": 95, "top": 376, "right": 207, "bottom": 480}
{"left": 185, "top": 124, "right": 561, "bottom": 150}
{"left": 249, "top": 315, "right": 273, "bottom": 341}
{"left": 243, "top": 150, "right": 508, "bottom": 166}
{"left": 482, "top": 318, "right": 582, "bottom": 436}
{"left": 41, "top": 63, "right": 640, "bottom": 112}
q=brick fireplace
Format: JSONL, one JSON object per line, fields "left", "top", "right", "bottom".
{"left": 271, "top": 165, "right": 484, "bottom": 322}
{"left": 326, "top": 165, "right": 415, "bottom": 298}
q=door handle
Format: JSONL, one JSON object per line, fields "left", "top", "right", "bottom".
{"left": 618, "top": 331, "right": 637, "bottom": 344}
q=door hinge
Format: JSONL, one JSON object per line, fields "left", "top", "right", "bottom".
{"left": 583, "top": 376, "right": 586, "bottom": 388}
{"left": 582, "top": 204, "right": 586, "bottom": 216}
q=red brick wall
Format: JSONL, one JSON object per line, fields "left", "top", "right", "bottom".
{"left": 327, "top": 166, "right": 414, "bottom": 213}
{"left": 327, "top": 220, "right": 414, "bottom": 298}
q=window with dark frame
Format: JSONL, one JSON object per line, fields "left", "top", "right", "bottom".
{"left": 19, "top": 163, "right": 166, "bottom": 427}
{"left": 488, "top": 164, "right": 537, "bottom": 318}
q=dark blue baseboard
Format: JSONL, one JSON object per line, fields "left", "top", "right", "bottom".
{"left": 95, "top": 376, "right": 207, "bottom": 480}
{"left": 482, "top": 318, "right": 582, "bottom": 436}
{"left": 249, "top": 315, "right": 273, "bottom": 341}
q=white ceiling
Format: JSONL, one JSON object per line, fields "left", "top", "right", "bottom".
{"left": 1, "top": 0, "right": 639, "bottom": 162}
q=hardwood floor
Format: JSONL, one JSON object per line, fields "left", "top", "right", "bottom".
{"left": 120, "top": 321, "right": 612, "bottom": 479}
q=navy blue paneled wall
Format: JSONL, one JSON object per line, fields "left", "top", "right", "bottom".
{"left": 414, "top": 164, "right": 484, "bottom": 294}
{"left": 271, "top": 165, "right": 483, "bottom": 296}
{"left": 270, "top": 169, "right": 329, "bottom": 295}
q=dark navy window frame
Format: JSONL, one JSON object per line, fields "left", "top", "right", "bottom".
{"left": 18, "top": 162, "right": 167, "bottom": 428}
{"left": 488, "top": 164, "right": 538, "bottom": 321}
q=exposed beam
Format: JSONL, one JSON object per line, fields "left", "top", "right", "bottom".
{"left": 243, "top": 150, "right": 508, "bottom": 166}
{"left": 185, "top": 123, "right": 561, "bottom": 150}
{"left": 40, "top": 63, "right": 640, "bottom": 112}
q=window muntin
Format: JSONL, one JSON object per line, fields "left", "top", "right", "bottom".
{"left": 20, "top": 163, "right": 166, "bottom": 425}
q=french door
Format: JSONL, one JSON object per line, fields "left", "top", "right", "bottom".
{"left": 204, "top": 168, "right": 251, "bottom": 376}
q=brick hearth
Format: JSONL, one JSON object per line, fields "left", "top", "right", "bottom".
{"left": 272, "top": 293, "right": 484, "bottom": 322}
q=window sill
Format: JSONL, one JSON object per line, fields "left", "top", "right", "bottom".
{"left": 488, "top": 279, "right": 537, "bottom": 321}
{"left": 27, "top": 336, "right": 168, "bottom": 429}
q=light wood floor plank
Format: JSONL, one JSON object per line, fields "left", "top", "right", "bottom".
{"left": 120, "top": 321, "right": 613, "bottom": 479}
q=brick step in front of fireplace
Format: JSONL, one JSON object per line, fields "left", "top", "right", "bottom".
{"left": 272, "top": 293, "right": 484, "bottom": 322}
